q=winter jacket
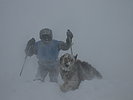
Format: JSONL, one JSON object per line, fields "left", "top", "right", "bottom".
{"left": 34, "top": 39, "right": 71, "bottom": 64}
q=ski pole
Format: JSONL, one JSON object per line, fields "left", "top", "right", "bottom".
{"left": 20, "top": 55, "right": 28, "bottom": 76}
{"left": 70, "top": 43, "right": 74, "bottom": 56}
{"left": 19, "top": 44, "right": 32, "bottom": 77}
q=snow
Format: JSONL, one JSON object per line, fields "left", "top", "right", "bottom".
{"left": 0, "top": 0, "right": 133, "bottom": 100}
{"left": 1, "top": 76, "right": 133, "bottom": 100}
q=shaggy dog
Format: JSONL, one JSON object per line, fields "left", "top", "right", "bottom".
{"left": 59, "top": 53, "right": 102, "bottom": 92}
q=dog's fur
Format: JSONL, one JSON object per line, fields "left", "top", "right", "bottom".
{"left": 59, "top": 53, "right": 102, "bottom": 92}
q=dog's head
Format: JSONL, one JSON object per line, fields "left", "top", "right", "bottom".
{"left": 60, "top": 53, "right": 78, "bottom": 71}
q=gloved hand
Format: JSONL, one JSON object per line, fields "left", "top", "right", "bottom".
{"left": 66, "top": 30, "right": 73, "bottom": 45}
{"left": 67, "top": 29, "right": 73, "bottom": 39}
{"left": 25, "top": 38, "right": 35, "bottom": 56}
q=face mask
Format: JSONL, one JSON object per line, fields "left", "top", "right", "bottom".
{"left": 41, "top": 34, "right": 52, "bottom": 42}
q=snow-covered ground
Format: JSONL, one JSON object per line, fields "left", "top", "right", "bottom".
{"left": 0, "top": 0, "right": 133, "bottom": 100}
{"left": 2, "top": 76, "right": 133, "bottom": 100}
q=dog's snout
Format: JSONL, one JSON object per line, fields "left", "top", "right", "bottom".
{"left": 64, "top": 58, "right": 69, "bottom": 62}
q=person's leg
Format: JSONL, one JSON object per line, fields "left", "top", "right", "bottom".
{"left": 49, "top": 65, "right": 59, "bottom": 83}
{"left": 34, "top": 64, "right": 48, "bottom": 82}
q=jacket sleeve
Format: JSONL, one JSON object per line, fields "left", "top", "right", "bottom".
{"left": 25, "top": 42, "right": 38, "bottom": 57}
{"left": 33, "top": 42, "right": 38, "bottom": 55}
{"left": 58, "top": 37, "right": 72, "bottom": 51}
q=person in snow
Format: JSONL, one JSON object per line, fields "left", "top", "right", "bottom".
{"left": 25, "top": 28, "right": 73, "bottom": 82}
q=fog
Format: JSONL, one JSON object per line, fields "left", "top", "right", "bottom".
{"left": 0, "top": 0, "right": 133, "bottom": 100}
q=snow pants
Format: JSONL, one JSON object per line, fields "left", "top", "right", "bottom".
{"left": 35, "top": 61, "right": 59, "bottom": 82}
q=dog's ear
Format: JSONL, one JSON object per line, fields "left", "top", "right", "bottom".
{"left": 74, "top": 54, "right": 78, "bottom": 60}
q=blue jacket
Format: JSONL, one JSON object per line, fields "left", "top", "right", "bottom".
{"left": 34, "top": 40, "right": 65, "bottom": 63}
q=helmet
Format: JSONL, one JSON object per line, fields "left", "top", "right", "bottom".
{"left": 39, "top": 28, "right": 53, "bottom": 42}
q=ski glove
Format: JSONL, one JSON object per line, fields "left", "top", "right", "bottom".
{"left": 67, "top": 29, "right": 73, "bottom": 39}
{"left": 25, "top": 38, "right": 35, "bottom": 56}
{"left": 66, "top": 29, "right": 73, "bottom": 44}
